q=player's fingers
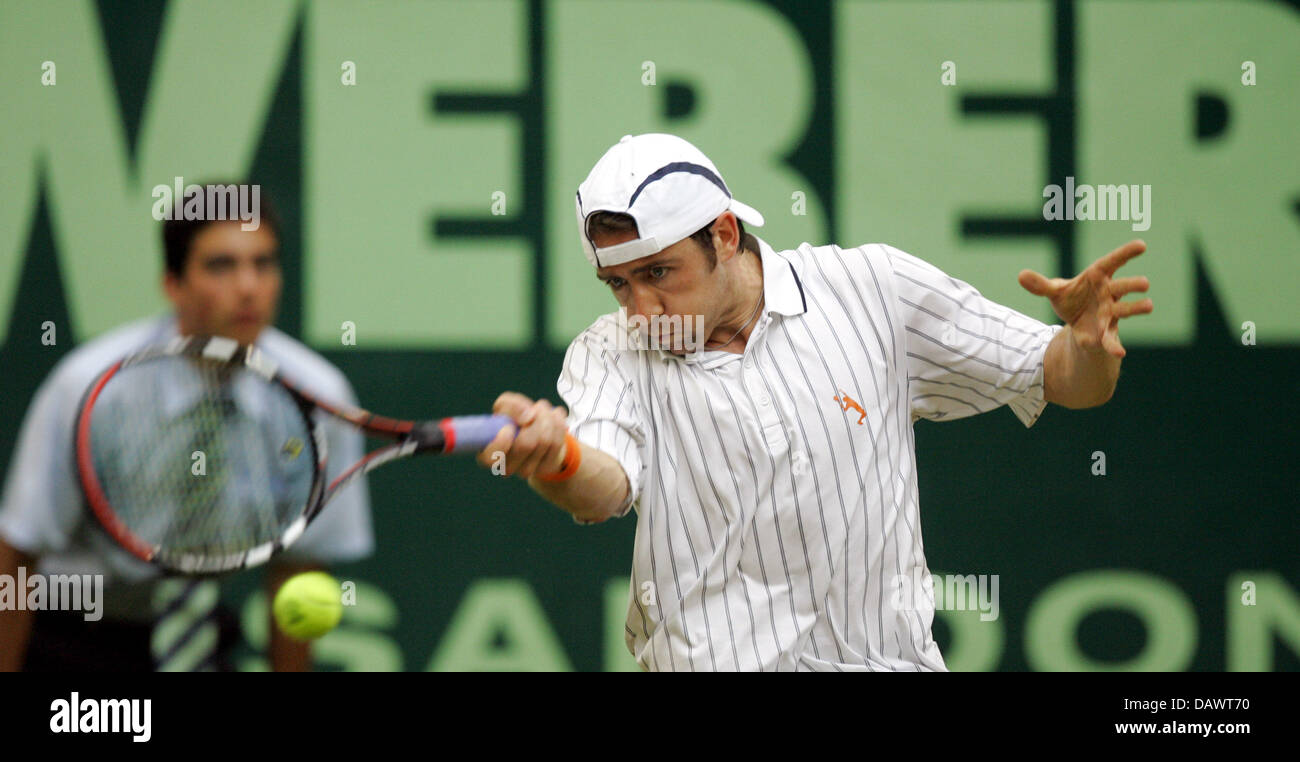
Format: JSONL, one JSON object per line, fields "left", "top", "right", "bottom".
{"left": 1108, "top": 276, "right": 1150, "bottom": 299}
{"left": 517, "top": 409, "right": 573, "bottom": 477}
{"left": 1098, "top": 239, "right": 1146, "bottom": 275}
{"left": 522, "top": 398, "right": 555, "bottom": 427}
{"left": 1019, "top": 270, "right": 1070, "bottom": 297}
{"left": 1102, "top": 321, "right": 1126, "bottom": 358}
{"left": 515, "top": 439, "right": 558, "bottom": 479}
{"left": 476, "top": 424, "right": 517, "bottom": 469}
{"left": 506, "top": 411, "right": 548, "bottom": 471}
{"left": 513, "top": 418, "right": 564, "bottom": 478}
{"left": 493, "top": 391, "right": 535, "bottom": 423}
{"left": 1113, "top": 298, "right": 1154, "bottom": 319}
{"left": 1017, "top": 269, "right": 1053, "bottom": 296}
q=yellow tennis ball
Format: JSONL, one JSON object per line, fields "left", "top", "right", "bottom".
{"left": 272, "top": 572, "right": 343, "bottom": 641}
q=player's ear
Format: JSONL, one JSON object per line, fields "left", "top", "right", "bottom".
{"left": 713, "top": 213, "right": 742, "bottom": 262}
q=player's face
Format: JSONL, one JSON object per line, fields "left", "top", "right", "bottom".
{"left": 594, "top": 229, "right": 735, "bottom": 356}
{"left": 164, "top": 221, "right": 281, "bottom": 346}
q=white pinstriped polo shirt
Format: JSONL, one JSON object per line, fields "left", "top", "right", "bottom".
{"left": 557, "top": 237, "right": 1063, "bottom": 671}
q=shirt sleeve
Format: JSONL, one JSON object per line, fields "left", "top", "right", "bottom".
{"left": 881, "top": 244, "right": 1064, "bottom": 428}
{"left": 280, "top": 375, "right": 375, "bottom": 564}
{"left": 0, "top": 370, "right": 88, "bottom": 555}
{"left": 556, "top": 323, "right": 648, "bottom": 523}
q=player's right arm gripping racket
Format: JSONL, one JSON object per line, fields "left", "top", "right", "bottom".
{"left": 74, "top": 335, "right": 514, "bottom": 575}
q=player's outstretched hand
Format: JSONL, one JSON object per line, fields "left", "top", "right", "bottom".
{"left": 476, "top": 391, "right": 569, "bottom": 478}
{"left": 1018, "top": 239, "right": 1154, "bottom": 359}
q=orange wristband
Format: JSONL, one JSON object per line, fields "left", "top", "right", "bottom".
{"left": 537, "top": 431, "right": 582, "bottom": 482}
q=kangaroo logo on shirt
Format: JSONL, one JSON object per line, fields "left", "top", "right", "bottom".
{"left": 834, "top": 390, "right": 867, "bottom": 425}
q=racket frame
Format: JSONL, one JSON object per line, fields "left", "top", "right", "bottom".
{"left": 73, "top": 335, "right": 483, "bottom": 576}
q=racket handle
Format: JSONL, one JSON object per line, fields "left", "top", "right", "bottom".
{"left": 442, "top": 414, "right": 517, "bottom": 454}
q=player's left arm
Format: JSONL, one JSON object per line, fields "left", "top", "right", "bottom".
{"left": 1021, "top": 239, "right": 1154, "bottom": 409}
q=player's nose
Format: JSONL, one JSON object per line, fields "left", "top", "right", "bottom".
{"left": 630, "top": 289, "right": 663, "bottom": 319}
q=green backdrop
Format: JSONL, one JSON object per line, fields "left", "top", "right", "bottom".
{"left": 1, "top": 0, "right": 1296, "bottom": 670}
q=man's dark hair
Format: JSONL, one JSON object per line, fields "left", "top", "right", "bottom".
{"left": 162, "top": 182, "right": 280, "bottom": 277}
{"left": 585, "top": 211, "right": 759, "bottom": 270}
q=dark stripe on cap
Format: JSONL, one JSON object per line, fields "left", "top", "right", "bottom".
{"left": 627, "top": 162, "right": 730, "bottom": 208}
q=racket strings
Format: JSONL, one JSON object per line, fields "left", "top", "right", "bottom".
{"left": 169, "top": 385, "right": 237, "bottom": 549}
{"left": 87, "top": 355, "right": 317, "bottom": 560}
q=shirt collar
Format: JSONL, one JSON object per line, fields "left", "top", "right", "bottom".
{"left": 757, "top": 237, "right": 807, "bottom": 318}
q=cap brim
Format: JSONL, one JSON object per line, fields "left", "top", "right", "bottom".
{"left": 729, "top": 199, "right": 765, "bottom": 227}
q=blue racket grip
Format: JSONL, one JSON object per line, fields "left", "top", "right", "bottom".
{"left": 443, "top": 414, "right": 517, "bottom": 454}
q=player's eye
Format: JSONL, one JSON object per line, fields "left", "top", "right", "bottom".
{"left": 648, "top": 266, "right": 669, "bottom": 280}
{"left": 607, "top": 278, "right": 626, "bottom": 290}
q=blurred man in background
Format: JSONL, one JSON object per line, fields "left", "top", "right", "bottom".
{"left": 0, "top": 184, "right": 373, "bottom": 671}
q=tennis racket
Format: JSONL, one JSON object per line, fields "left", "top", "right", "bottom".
{"left": 74, "top": 334, "right": 513, "bottom": 575}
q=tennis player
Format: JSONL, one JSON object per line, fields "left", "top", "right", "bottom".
{"left": 0, "top": 184, "right": 373, "bottom": 671}
{"left": 478, "top": 133, "right": 1153, "bottom": 671}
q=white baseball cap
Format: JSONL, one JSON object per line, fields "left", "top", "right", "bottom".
{"left": 575, "top": 133, "right": 765, "bottom": 268}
